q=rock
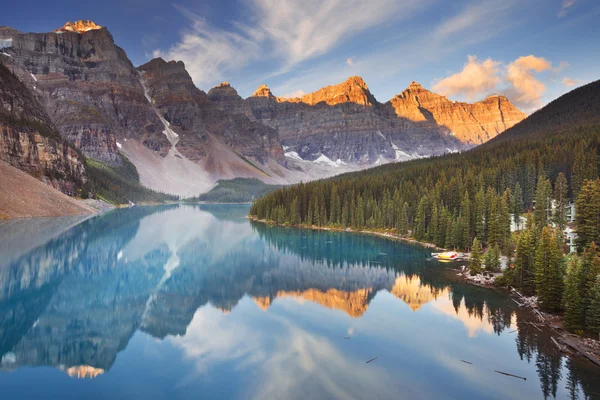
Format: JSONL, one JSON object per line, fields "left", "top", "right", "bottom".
{"left": 244, "top": 77, "right": 467, "bottom": 163}
{"left": 387, "top": 82, "right": 526, "bottom": 145}
{"left": 0, "top": 63, "right": 86, "bottom": 195}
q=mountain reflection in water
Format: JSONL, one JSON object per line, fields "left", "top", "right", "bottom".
{"left": 0, "top": 205, "right": 598, "bottom": 399}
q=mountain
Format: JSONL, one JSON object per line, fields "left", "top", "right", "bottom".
{"left": 0, "top": 20, "right": 525, "bottom": 200}
{"left": 250, "top": 79, "right": 600, "bottom": 251}
{"left": 0, "top": 62, "right": 86, "bottom": 195}
{"left": 387, "top": 82, "right": 526, "bottom": 145}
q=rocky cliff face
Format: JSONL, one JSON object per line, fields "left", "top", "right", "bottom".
{"left": 243, "top": 78, "right": 466, "bottom": 164}
{"left": 0, "top": 63, "right": 86, "bottom": 195}
{"left": 139, "top": 58, "right": 284, "bottom": 165}
{"left": 0, "top": 21, "right": 526, "bottom": 197}
{"left": 387, "top": 82, "right": 526, "bottom": 145}
{"left": 0, "top": 23, "right": 164, "bottom": 166}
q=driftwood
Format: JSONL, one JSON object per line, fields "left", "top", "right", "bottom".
{"left": 494, "top": 370, "right": 527, "bottom": 380}
{"left": 559, "top": 337, "right": 600, "bottom": 368}
{"left": 551, "top": 337, "right": 566, "bottom": 352}
{"left": 365, "top": 357, "right": 378, "bottom": 364}
{"left": 460, "top": 360, "right": 473, "bottom": 365}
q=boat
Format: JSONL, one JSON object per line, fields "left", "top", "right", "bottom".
{"left": 431, "top": 251, "right": 469, "bottom": 262}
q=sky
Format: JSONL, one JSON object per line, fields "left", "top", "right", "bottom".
{"left": 1, "top": 0, "right": 598, "bottom": 112}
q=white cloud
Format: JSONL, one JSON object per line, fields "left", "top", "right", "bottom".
{"left": 562, "top": 77, "right": 580, "bottom": 87}
{"left": 154, "top": 0, "right": 426, "bottom": 89}
{"left": 559, "top": 0, "right": 577, "bottom": 17}
{"left": 504, "top": 55, "right": 552, "bottom": 110}
{"left": 346, "top": 57, "right": 356, "bottom": 66}
{"left": 281, "top": 89, "right": 306, "bottom": 98}
{"left": 433, "top": 54, "right": 560, "bottom": 111}
{"left": 433, "top": 55, "right": 501, "bottom": 100}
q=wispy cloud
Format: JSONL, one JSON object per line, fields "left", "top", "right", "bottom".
{"left": 558, "top": 0, "right": 577, "bottom": 17}
{"left": 154, "top": 0, "right": 426, "bottom": 89}
{"left": 562, "top": 77, "right": 580, "bottom": 87}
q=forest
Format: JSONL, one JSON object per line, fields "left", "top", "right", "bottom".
{"left": 250, "top": 80, "right": 600, "bottom": 334}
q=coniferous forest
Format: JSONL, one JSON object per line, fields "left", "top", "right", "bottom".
{"left": 250, "top": 80, "right": 600, "bottom": 333}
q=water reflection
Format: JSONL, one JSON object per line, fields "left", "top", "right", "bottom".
{"left": 0, "top": 205, "right": 598, "bottom": 399}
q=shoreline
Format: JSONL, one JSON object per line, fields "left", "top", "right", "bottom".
{"left": 249, "top": 216, "right": 600, "bottom": 368}
{"left": 247, "top": 216, "right": 446, "bottom": 251}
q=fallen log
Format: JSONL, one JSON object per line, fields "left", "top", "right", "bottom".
{"left": 494, "top": 370, "right": 527, "bottom": 380}
{"left": 559, "top": 337, "right": 600, "bottom": 368}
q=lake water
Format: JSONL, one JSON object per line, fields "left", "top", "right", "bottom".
{"left": 1, "top": 205, "right": 599, "bottom": 399}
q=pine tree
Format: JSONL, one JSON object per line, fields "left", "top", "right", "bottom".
{"left": 475, "top": 188, "right": 486, "bottom": 242}
{"left": 553, "top": 172, "right": 569, "bottom": 231}
{"left": 575, "top": 179, "right": 600, "bottom": 251}
{"left": 512, "top": 182, "right": 524, "bottom": 229}
{"left": 485, "top": 244, "right": 501, "bottom": 272}
{"left": 563, "top": 258, "right": 584, "bottom": 332}
{"left": 396, "top": 202, "right": 409, "bottom": 235}
{"left": 579, "top": 243, "right": 600, "bottom": 320}
{"left": 534, "top": 175, "right": 551, "bottom": 229}
{"left": 586, "top": 276, "right": 600, "bottom": 337}
{"left": 534, "top": 227, "right": 565, "bottom": 312}
{"left": 470, "top": 237, "right": 483, "bottom": 275}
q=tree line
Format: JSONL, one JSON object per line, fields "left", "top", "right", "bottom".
{"left": 250, "top": 112, "right": 600, "bottom": 334}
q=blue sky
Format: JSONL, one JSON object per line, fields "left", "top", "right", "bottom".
{"left": 1, "top": 0, "right": 598, "bottom": 112}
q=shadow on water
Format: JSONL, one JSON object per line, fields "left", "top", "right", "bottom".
{"left": 0, "top": 204, "right": 598, "bottom": 399}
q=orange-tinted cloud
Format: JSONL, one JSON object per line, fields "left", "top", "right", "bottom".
{"left": 434, "top": 54, "right": 559, "bottom": 111}
{"left": 562, "top": 77, "right": 580, "bottom": 87}
{"left": 504, "top": 55, "right": 552, "bottom": 110}
{"left": 433, "top": 55, "right": 501, "bottom": 100}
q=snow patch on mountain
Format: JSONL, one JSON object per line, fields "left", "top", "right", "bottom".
{"left": 0, "top": 39, "right": 12, "bottom": 49}
{"left": 313, "top": 154, "right": 346, "bottom": 168}
{"left": 285, "top": 151, "right": 304, "bottom": 161}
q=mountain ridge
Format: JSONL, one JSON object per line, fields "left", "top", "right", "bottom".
{"left": 0, "top": 20, "right": 527, "bottom": 200}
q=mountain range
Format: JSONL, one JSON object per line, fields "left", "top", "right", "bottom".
{"left": 0, "top": 20, "right": 526, "bottom": 200}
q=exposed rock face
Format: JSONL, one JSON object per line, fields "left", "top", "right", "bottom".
{"left": 387, "top": 82, "right": 526, "bottom": 145}
{"left": 241, "top": 78, "right": 526, "bottom": 163}
{"left": 0, "top": 21, "right": 525, "bottom": 197}
{"left": 245, "top": 78, "right": 465, "bottom": 163}
{"left": 0, "top": 21, "right": 165, "bottom": 165}
{"left": 0, "top": 63, "right": 86, "bottom": 195}
{"left": 54, "top": 20, "right": 102, "bottom": 33}
{"left": 139, "top": 58, "right": 284, "bottom": 165}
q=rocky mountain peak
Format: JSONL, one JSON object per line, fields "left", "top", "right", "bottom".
{"left": 208, "top": 81, "right": 242, "bottom": 102}
{"left": 407, "top": 81, "right": 423, "bottom": 90}
{"left": 345, "top": 76, "right": 369, "bottom": 90}
{"left": 252, "top": 84, "right": 274, "bottom": 98}
{"left": 54, "top": 20, "right": 103, "bottom": 34}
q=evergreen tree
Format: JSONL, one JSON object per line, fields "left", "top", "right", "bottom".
{"left": 534, "top": 175, "right": 551, "bottom": 229}
{"left": 563, "top": 258, "right": 584, "bottom": 332}
{"left": 586, "top": 276, "right": 600, "bottom": 338}
{"left": 396, "top": 202, "right": 409, "bottom": 235}
{"left": 475, "top": 188, "right": 486, "bottom": 242}
{"left": 579, "top": 243, "right": 600, "bottom": 320}
{"left": 534, "top": 227, "right": 565, "bottom": 312}
{"left": 575, "top": 179, "right": 600, "bottom": 251}
{"left": 470, "top": 237, "right": 483, "bottom": 275}
{"left": 512, "top": 182, "right": 524, "bottom": 229}
{"left": 485, "top": 244, "right": 501, "bottom": 272}
{"left": 553, "top": 172, "right": 569, "bottom": 231}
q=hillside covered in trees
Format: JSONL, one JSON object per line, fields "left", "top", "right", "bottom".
{"left": 250, "top": 80, "right": 600, "bottom": 333}
{"left": 187, "top": 178, "right": 282, "bottom": 203}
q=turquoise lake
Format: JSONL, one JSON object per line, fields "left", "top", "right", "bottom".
{"left": 0, "top": 204, "right": 599, "bottom": 399}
